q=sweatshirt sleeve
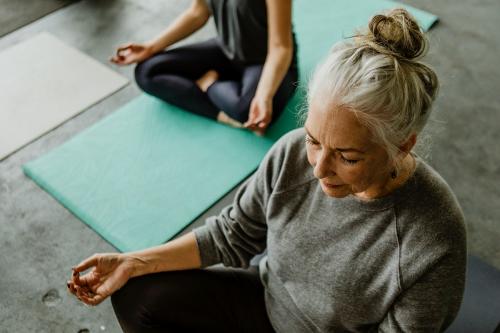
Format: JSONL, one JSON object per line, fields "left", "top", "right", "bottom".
{"left": 193, "top": 139, "right": 284, "bottom": 268}
{"left": 378, "top": 230, "right": 466, "bottom": 332}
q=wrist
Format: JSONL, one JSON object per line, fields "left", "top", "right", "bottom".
{"left": 255, "top": 91, "right": 273, "bottom": 103}
{"left": 123, "top": 254, "right": 150, "bottom": 278}
{"left": 144, "top": 42, "right": 159, "bottom": 55}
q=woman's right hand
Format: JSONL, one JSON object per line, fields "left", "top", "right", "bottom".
{"left": 67, "top": 253, "right": 139, "bottom": 306}
{"left": 110, "top": 43, "right": 155, "bottom": 65}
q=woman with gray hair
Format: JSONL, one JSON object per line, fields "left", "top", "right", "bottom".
{"left": 68, "top": 9, "right": 466, "bottom": 332}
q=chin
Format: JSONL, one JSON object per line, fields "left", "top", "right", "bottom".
{"left": 320, "top": 183, "right": 351, "bottom": 198}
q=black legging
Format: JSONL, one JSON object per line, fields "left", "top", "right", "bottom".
{"left": 135, "top": 38, "right": 298, "bottom": 124}
{"left": 111, "top": 266, "right": 275, "bottom": 333}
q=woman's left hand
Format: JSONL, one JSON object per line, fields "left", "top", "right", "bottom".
{"left": 67, "top": 253, "right": 135, "bottom": 306}
{"left": 244, "top": 95, "right": 273, "bottom": 135}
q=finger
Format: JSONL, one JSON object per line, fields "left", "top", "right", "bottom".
{"left": 243, "top": 119, "right": 252, "bottom": 128}
{"left": 111, "top": 53, "right": 137, "bottom": 66}
{"left": 75, "top": 284, "right": 95, "bottom": 299}
{"left": 79, "top": 273, "right": 100, "bottom": 289}
{"left": 69, "top": 280, "right": 78, "bottom": 293}
{"left": 72, "top": 268, "right": 79, "bottom": 280}
{"left": 80, "top": 293, "right": 106, "bottom": 306}
{"left": 257, "top": 121, "right": 268, "bottom": 129}
{"left": 245, "top": 102, "right": 259, "bottom": 123}
{"left": 244, "top": 122, "right": 258, "bottom": 130}
{"left": 76, "top": 285, "right": 105, "bottom": 306}
{"left": 77, "top": 293, "right": 94, "bottom": 305}
{"left": 78, "top": 292, "right": 94, "bottom": 305}
{"left": 70, "top": 271, "right": 81, "bottom": 288}
{"left": 254, "top": 111, "right": 268, "bottom": 125}
{"left": 116, "top": 43, "right": 133, "bottom": 53}
{"left": 67, "top": 281, "right": 77, "bottom": 295}
{"left": 72, "top": 283, "right": 88, "bottom": 297}
{"left": 121, "top": 58, "right": 136, "bottom": 65}
{"left": 246, "top": 111, "right": 256, "bottom": 123}
{"left": 109, "top": 55, "right": 125, "bottom": 64}
{"left": 73, "top": 254, "right": 99, "bottom": 273}
{"left": 254, "top": 119, "right": 266, "bottom": 129}
{"left": 77, "top": 288, "right": 95, "bottom": 297}
{"left": 90, "top": 294, "right": 106, "bottom": 306}
{"left": 243, "top": 115, "right": 259, "bottom": 129}
{"left": 69, "top": 281, "right": 86, "bottom": 299}
{"left": 246, "top": 117, "right": 263, "bottom": 130}
{"left": 72, "top": 269, "right": 87, "bottom": 288}
{"left": 256, "top": 111, "right": 272, "bottom": 129}
{"left": 248, "top": 109, "right": 259, "bottom": 123}
{"left": 116, "top": 47, "right": 135, "bottom": 60}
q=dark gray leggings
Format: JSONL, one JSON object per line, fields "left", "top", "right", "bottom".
{"left": 111, "top": 266, "right": 275, "bottom": 333}
{"left": 134, "top": 38, "right": 298, "bottom": 123}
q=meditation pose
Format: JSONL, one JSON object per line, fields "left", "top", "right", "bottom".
{"left": 69, "top": 9, "right": 466, "bottom": 332}
{"left": 111, "top": 0, "right": 298, "bottom": 135}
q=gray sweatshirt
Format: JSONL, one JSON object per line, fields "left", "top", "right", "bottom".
{"left": 194, "top": 128, "right": 467, "bottom": 332}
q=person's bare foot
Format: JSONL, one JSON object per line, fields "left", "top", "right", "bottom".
{"left": 217, "top": 111, "right": 244, "bottom": 128}
{"left": 196, "top": 70, "right": 219, "bottom": 92}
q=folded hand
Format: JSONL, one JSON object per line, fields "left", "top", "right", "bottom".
{"left": 110, "top": 43, "right": 154, "bottom": 65}
{"left": 67, "top": 253, "right": 136, "bottom": 306}
{"left": 244, "top": 95, "right": 273, "bottom": 135}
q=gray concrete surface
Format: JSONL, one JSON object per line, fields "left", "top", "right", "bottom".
{"left": 0, "top": 0, "right": 499, "bottom": 332}
{"left": 0, "top": 0, "right": 77, "bottom": 37}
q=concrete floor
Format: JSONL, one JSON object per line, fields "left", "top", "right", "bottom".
{"left": 0, "top": 0, "right": 499, "bottom": 332}
{"left": 0, "top": 0, "right": 76, "bottom": 37}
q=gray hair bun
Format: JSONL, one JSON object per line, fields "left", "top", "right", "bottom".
{"left": 363, "top": 8, "right": 427, "bottom": 60}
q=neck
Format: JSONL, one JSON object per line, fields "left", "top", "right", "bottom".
{"left": 356, "top": 154, "right": 416, "bottom": 200}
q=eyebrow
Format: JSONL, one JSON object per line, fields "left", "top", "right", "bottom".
{"left": 304, "top": 126, "right": 366, "bottom": 153}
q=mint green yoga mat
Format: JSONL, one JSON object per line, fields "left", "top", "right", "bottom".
{"left": 24, "top": 0, "right": 438, "bottom": 252}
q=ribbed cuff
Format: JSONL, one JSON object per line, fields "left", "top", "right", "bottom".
{"left": 193, "top": 225, "right": 222, "bottom": 268}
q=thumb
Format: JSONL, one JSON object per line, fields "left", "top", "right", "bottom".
{"left": 116, "top": 43, "right": 133, "bottom": 53}
{"left": 73, "top": 254, "right": 99, "bottom": 273}
{"left": 245, "top": 102, "right": 259, "bottom": 124}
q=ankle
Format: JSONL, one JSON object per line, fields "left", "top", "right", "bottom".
{"left": 196, "top": 70, "right": 219, "bottom": 92}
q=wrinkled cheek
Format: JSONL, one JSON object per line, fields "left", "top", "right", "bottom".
{"left": 344, "top": 173, "right": 371, "bottom": 193}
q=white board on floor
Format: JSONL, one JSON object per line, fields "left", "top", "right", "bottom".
{"left": 0, "top": 32, "right": 128, "bottom": 160}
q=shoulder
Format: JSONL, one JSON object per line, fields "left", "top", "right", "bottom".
{"left": 268, "top": 127, "right": 307, "bottom": 157}
{"left": 258, "top": 128, "right": 316, "bottom": 193}
{"left": 406, "top": 159, "right": 466, "bottom": 234}
{"left": 396, "top": 159, "right": 467, "bottom": 286}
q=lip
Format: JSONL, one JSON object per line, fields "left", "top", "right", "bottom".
{"left": 321, "top": 181, "right": 343, "bottom": 188}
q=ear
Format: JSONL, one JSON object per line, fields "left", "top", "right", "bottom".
{"left": 398, "top": 133, "right": 417, "bottom": 156}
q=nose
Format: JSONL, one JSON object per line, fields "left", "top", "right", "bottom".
{"left": 313, "top": 149, "right": 335, "bottom": 179}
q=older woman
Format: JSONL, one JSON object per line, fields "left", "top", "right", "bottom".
{"left": 69, "top": 9, "right": 466, "bottom": 332}
{"left": 111, "top": 0, "right": 297, "bottom": 135}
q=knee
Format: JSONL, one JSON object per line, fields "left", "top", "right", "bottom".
{"left": 111, "top": 281, "right": 153, "bottom": 332}
{"left": 134, "top": 61, "right": 153, "bottom": 93}
{"left": 110, "top": 286, "right": 129, "bottom": 319}
{"left": 111, "top": 272, "right": 194, "bottom": 332}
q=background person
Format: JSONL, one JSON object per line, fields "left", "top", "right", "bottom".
{"left": 111, "top": 0, "right": 298, "bottom": 135}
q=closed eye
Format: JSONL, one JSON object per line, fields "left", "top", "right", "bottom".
{"left": 340, "top": 155, "right": 359, "bottom": 165}
{"left": 305, "top": 135, "right": 319, "bottom": 146}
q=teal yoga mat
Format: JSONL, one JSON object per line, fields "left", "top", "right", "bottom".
{"left": 24, "top": 0, "right": 438, "bottom": 252}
